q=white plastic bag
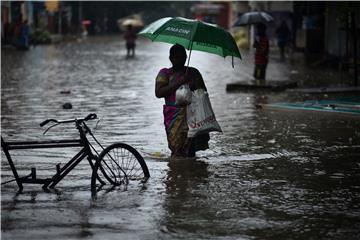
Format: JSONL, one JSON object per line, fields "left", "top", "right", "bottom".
{"left": 175, "top": 84, "right": 192, "bottom": 106}
{"left": 186, "top": 89, "right": 222, "bottom": 138}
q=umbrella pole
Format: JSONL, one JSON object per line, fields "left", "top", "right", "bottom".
{"left": 185, "top": 43, "right": 193, "bottom": 76}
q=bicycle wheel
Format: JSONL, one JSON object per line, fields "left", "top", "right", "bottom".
{"left": 92, "top": 143, "right": 150, "bottom": 186}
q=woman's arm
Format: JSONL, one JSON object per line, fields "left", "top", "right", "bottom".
{"left": 155, "top": 76, "right": 188, "bottom": 98}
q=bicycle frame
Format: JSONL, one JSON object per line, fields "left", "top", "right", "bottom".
{"left": 1, "top": 119, "right": 100, "bottom": 192}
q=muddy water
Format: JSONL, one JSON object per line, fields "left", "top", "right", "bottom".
{"left": 2, "top": 36, "right": 360, "bottom": 240}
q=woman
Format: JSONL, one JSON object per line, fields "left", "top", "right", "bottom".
{"left": 253, "top": 23, "right": 269, "bottom": 83}
{"left": 124, "top": 25, "right": 137, "bottom": 57}
{"left": 155, "top": 44, "right": 210, "bottom": 157}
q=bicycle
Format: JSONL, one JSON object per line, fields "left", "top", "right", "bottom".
{"left": 1, "top": 113, "right": 150, "bottom": 192}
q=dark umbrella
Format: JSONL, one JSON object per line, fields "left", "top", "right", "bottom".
{"left": 233, "top": 11, "right": 274, "bottom": 26}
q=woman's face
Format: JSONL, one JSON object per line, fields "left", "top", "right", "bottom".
{"left": 170, "top": 52, "right": 187, "bottom": 68}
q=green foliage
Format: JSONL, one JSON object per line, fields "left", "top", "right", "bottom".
{"left": 31, "top": 29, "right": 51, "bottom": 44}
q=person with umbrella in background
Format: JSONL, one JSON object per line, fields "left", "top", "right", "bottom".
{"left": 253, "top": 23, "right": 269, "bottom": 84}
{"left": 155, "top": 44, "right": 209, "bottom": 158}
{"left": 124, "top": 24, "right": 137, "bottom": 57}
{"left": 232, "top": 11, "right": 272, "bottom": 84}
{"left": 120, "top": 17, "right": 144, "bottom": 57}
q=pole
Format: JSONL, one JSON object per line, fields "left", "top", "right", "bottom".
{"left": 248, "top": 25, "right": 250, "bottom": 49}
{"left": 186, "top": 42, "right": 193, "bottom": 76}
{"left": 346, "top": 12, "right": 349, "bottom": 67}
{"left": 351, "top": 11, "right": 358, "bottom": 86}
{"left": 58, "top": 2, "right": 62, "bottom": 35}
{"left": 79, "top": 1, "right": 82, "bottom": 34}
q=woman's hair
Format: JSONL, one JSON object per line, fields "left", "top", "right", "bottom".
{"left": 170, "top": 44, "right": 186, "bottom": 57}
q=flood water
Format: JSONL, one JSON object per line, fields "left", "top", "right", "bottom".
{"left": 1, "top": 36, "right": 360, "bottom": 240}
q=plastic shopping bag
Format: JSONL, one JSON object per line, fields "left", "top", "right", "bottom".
{"left": 186, "top": 89, "right": 222, "bottom": 138}
{"left": 175, "top": 84, "right": 192, "bottom": 106}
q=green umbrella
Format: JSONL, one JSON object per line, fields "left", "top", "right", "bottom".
{"left": 139, "top": 17, "right": 241, "bottom": 67}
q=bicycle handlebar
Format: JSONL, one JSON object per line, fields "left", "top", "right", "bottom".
{"left": 39, "top": 119, "right": 57, "bottom": 127}
{"left": 40, "top": 113, "right": 97, "bottom": 127}
{"left": 84, "top": 113, "right": 97, "bottom": 121}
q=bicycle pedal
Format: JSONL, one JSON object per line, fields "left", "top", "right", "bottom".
{"left": 56, "top": 163, "right": 61, "bottom": 174}
{"left": 31, "top": 168, "right": 36, "bottom": 179}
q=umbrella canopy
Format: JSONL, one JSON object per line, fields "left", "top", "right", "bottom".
{"left": 139, "top": 17, "right": 241, "bottom": 64}
{"left": 233, "top": 12, "right": 273, "bottom": 26}
{"left": 117, "top": 14, "right": 144, "bottom": 31}
{"left": 82, "top": 20, "right": 91, "bottom": 25}
{"left": 118, "top": 18, "right": 144, "bottom": 31}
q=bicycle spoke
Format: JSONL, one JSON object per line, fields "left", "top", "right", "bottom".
{"left": 129, "top": 169, "right": 142, "bottom": 180}
{"left": 121, "top": 147, "right": 125, "bottom": 172}
{"left": 115, "top": 147, "right": 122, "bottom": 180}
{"left": 127, "top": 156, "right": 138, "bottom": 177}
{"left": 110, "top": 149, "right": 120, "bottom": 183}
{"left": 125, "top": 150, "right": 132, "bottom": 173}
{"left": 102, "top": 150, "right": 123, "bottom": 184}
{"left": 102, "top": 158, "right": 116, "bottom": 182}
{"left": 105, "top": 151, "right": 117, "bottom": 180}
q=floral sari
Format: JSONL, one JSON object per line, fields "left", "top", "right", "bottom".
{"left": 156, "top": 67, "right": 209, "bottom": 156}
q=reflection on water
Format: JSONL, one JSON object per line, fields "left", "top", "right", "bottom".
{"left": 163, "top": 159, "right": 210, "bottom": 235}
{"left": 2, "top": 36, "right": 360, "bottom": 240}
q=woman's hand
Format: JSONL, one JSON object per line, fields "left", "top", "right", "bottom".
{"left": 177, "top": 75, "right": 189, "bottom": 85}
{"left": 156, "top": 76, "right": 187, "bottom": 98}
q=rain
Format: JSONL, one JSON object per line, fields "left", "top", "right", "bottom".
{"left": 1, "top": 1, "right": 360, "bottom": 240}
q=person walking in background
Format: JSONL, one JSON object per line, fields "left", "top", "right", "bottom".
{"left": 155, "top": 44, "right": 210, "bottom": 158}
{"left": 253, "top": 23, "right": 269, "bottom": 84}
{"left": 19, "top": 20, "right": 30, "bottom": 50}
{"left": 275, "top": 20, "right": 290, "bottom": 61}
{"left": 123, "top": 25, "right": 137, "bottom": 57}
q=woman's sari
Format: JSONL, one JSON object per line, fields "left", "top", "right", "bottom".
{"left": 156, "top": 67, "right": 209, "bottom": 157}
